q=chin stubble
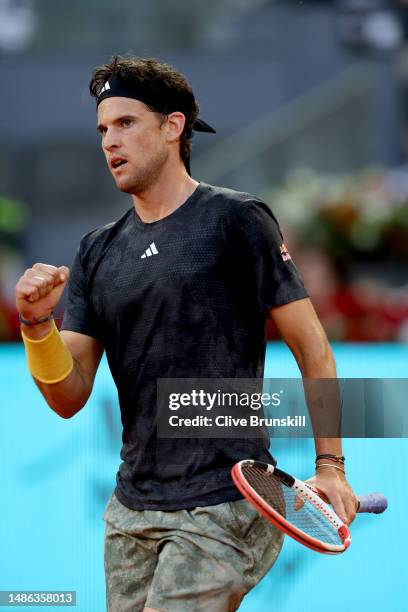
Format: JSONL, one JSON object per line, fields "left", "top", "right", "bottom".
{"left": 116, "top": 149, "right": 169, "bottom": 194}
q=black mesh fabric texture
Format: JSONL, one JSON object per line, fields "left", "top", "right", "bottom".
{"left": 62, "top": 182, "right": 308, "bottom": 510}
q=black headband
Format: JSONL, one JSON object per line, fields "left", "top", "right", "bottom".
{"left": 96, "top": 74, "right": 216, "bottom": 134}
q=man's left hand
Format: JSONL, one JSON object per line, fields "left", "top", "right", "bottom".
{"left": 304, "top": 468, "right": 358, "bottom": 525}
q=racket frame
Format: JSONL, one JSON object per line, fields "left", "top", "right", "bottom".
{"left": 231, "top": 460, "right": 351, "bottom": 554}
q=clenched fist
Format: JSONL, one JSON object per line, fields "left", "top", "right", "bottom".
{"left": 15, "top": 263, "right": 70, "bottom": 323}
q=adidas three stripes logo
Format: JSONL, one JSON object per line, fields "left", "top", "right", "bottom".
{"left": 141, "top": 242, "right": 159, "bottom": 259}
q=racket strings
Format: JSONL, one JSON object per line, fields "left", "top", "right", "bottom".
{"left": 242, "top": 465, "right": 342, "bottom": 546}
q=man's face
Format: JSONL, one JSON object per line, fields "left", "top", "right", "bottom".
{"left": 97, "top": 97, "right": 169, "bottom": 194}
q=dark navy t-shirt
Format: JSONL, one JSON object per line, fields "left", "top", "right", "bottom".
{"left": 61, "top": 182, "right": 308, "bottom": 510}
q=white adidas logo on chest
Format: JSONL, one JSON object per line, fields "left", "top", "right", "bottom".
{"left": 141, "top": 242, "right": 159, "bottom": 258}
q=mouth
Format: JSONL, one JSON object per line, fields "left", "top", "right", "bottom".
{"left": 110, "top": 157, "right": 128, "bottom": 171}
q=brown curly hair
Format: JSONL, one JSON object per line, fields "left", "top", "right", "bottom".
{"left": 89, "top": 56, "right": 199, "bottom": 170}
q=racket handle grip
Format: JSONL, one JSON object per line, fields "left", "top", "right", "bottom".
{"left": 357, "top": 493, "right": 388, "bottom": 514}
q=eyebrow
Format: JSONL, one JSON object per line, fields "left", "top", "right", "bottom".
{"left": 96, "top": 115, "right": 138, "bottom": 133}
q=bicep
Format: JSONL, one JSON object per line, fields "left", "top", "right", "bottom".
{"left": 269, "top": 298, "right": 331, "bottom": 368}
{"left": 60, "top": 330, "right": 104, "bottom": 387}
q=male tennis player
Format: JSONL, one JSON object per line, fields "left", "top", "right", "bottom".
{"left": 16, "top": 57, "right": 357, "bottom": 612}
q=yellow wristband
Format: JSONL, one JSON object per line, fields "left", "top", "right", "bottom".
{"left": 21, "top": 320, "right": 74, "bottom": 384}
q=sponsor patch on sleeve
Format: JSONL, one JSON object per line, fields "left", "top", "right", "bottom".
{"left": 280, "top": 243, "right": 292, "bottom": 262}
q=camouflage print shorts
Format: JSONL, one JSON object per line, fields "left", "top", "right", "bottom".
{"left": 103, "top": 493, "right": 284, "bottom": 612}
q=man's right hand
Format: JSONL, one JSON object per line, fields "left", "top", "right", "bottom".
{"left": 15, "top": 263, "right": 70, "bottom": 323}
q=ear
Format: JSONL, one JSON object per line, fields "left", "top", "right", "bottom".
{"left": 165, "top": 112, "right": 186, "bottom": 143}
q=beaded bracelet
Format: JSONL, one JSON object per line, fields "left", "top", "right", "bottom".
{"left": 19, "top": 312, "right": 54, "bottom": 326}
{"left": 316, "top": 463, "right": 345, "bottom": 474}
{"left": 315, "top": 454, "right": 345, "bottom": 464}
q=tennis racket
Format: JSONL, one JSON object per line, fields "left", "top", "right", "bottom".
{"left": 231, "top": 459, "right": 388, "bottom": 554}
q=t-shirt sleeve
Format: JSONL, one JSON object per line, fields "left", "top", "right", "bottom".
{"left": 61, "top": 245, "right": 104, "bottom": 340}
{"left": 232, "top": 200, "right": 309, "bottom": 313}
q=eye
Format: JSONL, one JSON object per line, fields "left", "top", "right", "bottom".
{"left": 121, "top": 118, "right": 133, "bottom": 128}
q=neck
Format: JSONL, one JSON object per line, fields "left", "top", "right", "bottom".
{"left": 131, "top": 162, "right": 199, "bottom": 223}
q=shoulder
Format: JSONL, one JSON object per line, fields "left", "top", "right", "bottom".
{"left": 201, "top": 183, "right": 281, "bottom": 241}
{"left": 201, "top": 182, "right": 278, "bottom": 223}
{"left": 201, "top": 182, "right": 261, "bottom": 209}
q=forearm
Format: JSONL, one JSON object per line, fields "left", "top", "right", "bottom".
{"left": 22, "top": 320, "right": 91, "bottom": 418}
{"left": 33, "top": 359, "right": 91, "bottom": 418}
{"left": 297, "top": 340, "right": 343, "bottom": 460}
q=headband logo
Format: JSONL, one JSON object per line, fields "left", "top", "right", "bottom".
{"left": 100, "top": 81, "right": 111, "bottom": 94}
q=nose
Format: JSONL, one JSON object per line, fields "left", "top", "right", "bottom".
{"left": 102, "top": 127, "right": 121, "bottom": 151}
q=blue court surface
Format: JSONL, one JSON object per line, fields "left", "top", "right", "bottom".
{"left": 0, "top": 342, "right": 406, "bottom": 612}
